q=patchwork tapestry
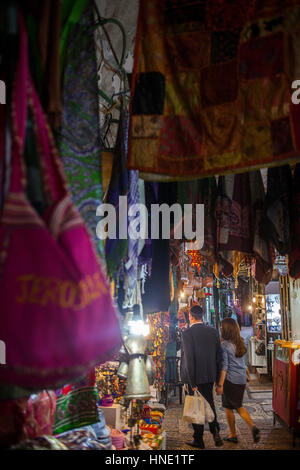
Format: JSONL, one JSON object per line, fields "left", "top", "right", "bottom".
{"left": 128, "top": 0, "right": 300, "bottom": 179}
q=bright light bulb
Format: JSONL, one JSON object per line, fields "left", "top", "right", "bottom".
{"left": 128, "top": 320, "right": 149, "bottom": 337}
{"left": 253, "top": 297, "right": 256, "bottom": 303}
{"left": 180, "top": 292, "right": 185, "bottom": 298}
{"left": 248, "top": 305, "right": 252, "bottom": 312}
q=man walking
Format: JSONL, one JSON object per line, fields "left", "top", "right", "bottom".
{"left": 181, "top": 305, "right": 223, "bottom": 449}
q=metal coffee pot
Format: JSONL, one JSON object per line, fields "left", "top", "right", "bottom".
{"left": 124, "top": 335, "right": 151, "bottom": 401}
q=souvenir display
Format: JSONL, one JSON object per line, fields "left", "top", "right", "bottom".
{"left": 95, "top": 363, "right": 126, "bottom": 404}
{"left": 148, "top": 313, "right": 170, "bottom": 393}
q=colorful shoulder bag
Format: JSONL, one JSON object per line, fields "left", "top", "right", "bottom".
{"left": 0, "top": 11, "right": 121, "bottom": 389}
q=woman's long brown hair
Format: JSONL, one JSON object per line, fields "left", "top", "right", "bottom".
{"left": 221, "top": 318, "right": 247, "bottom": 358}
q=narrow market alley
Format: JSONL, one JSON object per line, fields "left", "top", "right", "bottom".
{"left": 2, "top": 0, "right": 300, "bottom": 455}
{"left": 164, "top": 373, "right": 298, "bottom": 451}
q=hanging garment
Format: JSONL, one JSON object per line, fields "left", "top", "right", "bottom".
{"left": 128, "top": 1, "right": 300, "bottom": 180}
{"left": 177, "top": 177, "right": 217, "bottom": 265}
{"left": 123, "top": 169, "right": 140, "bottom": 307}
{"left": 0, "top": 11, "right": 121, "bottom": 389}
{"left": 215, "top": 173, "right": 253, "bottom": 276}
{"left": 249, "top": 170, "right": 274, "bottom": 284}
{"left": 137, "top": 178, "right": 146, "bottom": 256}
{"left": 60, "top": 0, "right": 88, "bottom": 72}
{"left": 138, "top": 181, "right": 159, "bottom": 276}
{"left": 289, "top": 164, "right": 300, "bottom": 279}
{"left": 259, "top": 165, "right": 292, "bottom": 256}
{"left": 105, "top": 110, "right": 129, "bottom": 278}
{"left": 59, "top": 0, "right": 104, "bottom": 260}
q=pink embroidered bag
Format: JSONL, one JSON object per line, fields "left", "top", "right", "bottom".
{"left": 0, "top": 12, "right": 121, "bottom": 389}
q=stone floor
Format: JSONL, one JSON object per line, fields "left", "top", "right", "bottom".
{"left": 164, "top": 377, "right": 299, "bottom": 451}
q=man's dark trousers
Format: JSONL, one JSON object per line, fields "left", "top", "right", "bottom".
{"left": 188, "top": 383, "right": 220, "bottom": 441}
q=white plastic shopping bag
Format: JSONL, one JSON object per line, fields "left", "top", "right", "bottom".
{"left": 182, "top": 386, "right": 214, "bottom": 425}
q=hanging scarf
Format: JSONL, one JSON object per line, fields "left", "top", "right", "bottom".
{"left": 123, "top": 169, "right": 140, "bottom": 307}
{"left": 105, "top": 110, "right": 129, "bottom": 278}
{"left": 60, "top": 1, "right": 104, "bottom": 259}
{"left": 177, "top": 177, "right": 217, "bottom": 265}
{"left": 215, "top": 173, "right": 253, "bottom": 277}
{"left": 249, "top": 170, "right": 274, "bottom": 284}
{"left": 138, "top": 181, "right": 159, "bottom": 276}
{"left": 259, "top": 165, "right": 292, "bottom": 256}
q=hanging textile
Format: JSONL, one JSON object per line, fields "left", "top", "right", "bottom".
{"left": 53, "top": 386, "right": 99, "bottom": 435}
{"left": 215, "top": 173, "right": 253, "bottom": 276}
{"left": 198, "top": 177, "right": 218, "bottom": 265}
{"left": 148, "top": 312, "right": 169, "bottom": 393}
{"left": 250, "top": 170, "right": 274, "bottom": 284}
{"left": 59, "top": 0, "right": 104, "bottom": 260}
{"left": 138, "top": 181, "right": 160, "bottom": 282}
{"left": 137, "top": 178, "right": 146, "bottom": 256}
{"left": 177, "top": 177, "right": 217, "bottom": 265}
{"left": 105, "top": 110, "right": 129, "bottom": 278}
{"left": 123, "top": 169, "right": 140, "bottom": 307}
{"left": 60, "top": 0, "right": 88, "bottom": 72}
{"left": 259, "top": 165, "right": 292, "bottom": 256}
{"left": 289, "top": 164, "right": 300, "bottom": 279}
{"left": 27, "top": 0, "right": 62, "bottom": 129}
{"left": 128, "top": 1, "right": 300, "bottom": 180}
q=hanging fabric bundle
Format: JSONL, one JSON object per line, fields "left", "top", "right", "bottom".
{"left": 288, "top": 164, "right": 300, "bottom": 279}
{"left": 0, "top": 11, "right": 121, "bottom": 389}
{"left": 215, "top": 173, "right": 253, "bottom": 277}
{"left": 250, "top": 170, "right": 274, "bottom": 284}
{"left": 105, "top": 109, "right": 129, "bottom": 278}
{"left": 177, "top": 177, "right": 218, "bottom": 265}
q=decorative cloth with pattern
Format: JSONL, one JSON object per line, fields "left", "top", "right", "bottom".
{"left": 128, "top": 0, "right": 300, "bottom": 180}
{"left": 59, "top": 0, "right": 104, "bottom": 258}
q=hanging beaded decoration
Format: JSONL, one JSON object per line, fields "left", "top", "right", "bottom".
{"left": 187, "top": 250, "right": 203, "bottom": 275}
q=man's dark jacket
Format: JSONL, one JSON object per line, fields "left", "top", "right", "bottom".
{"left": 180, "top": 323, "right": 223, "bottom": 387}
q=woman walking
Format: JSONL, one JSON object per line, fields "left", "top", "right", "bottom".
{"left": 216, "top": 318, "right": 260, "bottom": 444}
